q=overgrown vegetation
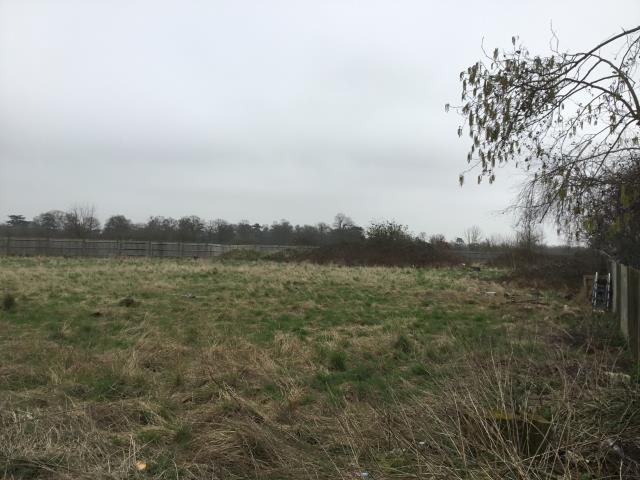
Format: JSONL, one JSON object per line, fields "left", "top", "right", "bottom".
{"left": 584, "top": 159, "right": 640, "bottom": 268}
{"left": 296, "top": 241, "right": 459, "bottom": 267}
{"left": 489, "top": 247, "right": 608, "bottom": 289}
{"left": 0, "top": 257, "right": 636, "bottom": 478}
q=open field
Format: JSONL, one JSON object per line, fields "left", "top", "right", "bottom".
{"left": 0, "top": 257, "right": 638, "bottom": 479}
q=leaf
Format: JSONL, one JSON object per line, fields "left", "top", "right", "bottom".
{"left": 512, "top": 36, "right": 516, "bottom": 46}
{"left": 459, "top": 174, "right": 465, "bottom": 186}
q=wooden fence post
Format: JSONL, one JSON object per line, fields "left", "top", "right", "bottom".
{"left": 611, "top": 261, "right": 618, "bottom": 314}
{"left": 636, "top": 270, "right": 640, "bottom": 363}
{"left": 620, "top": 265, "right": 629, "bottom": 339}
{"left": 627, "top": 268, "right": 639, "bottom": 362}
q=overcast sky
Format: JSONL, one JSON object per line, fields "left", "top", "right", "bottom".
{"left": 0, "top": 1, "right": 637, "bottom": 240}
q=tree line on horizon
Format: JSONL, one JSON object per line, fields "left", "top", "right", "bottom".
{"left": 0, "top": 208, "right": 366, "bottom": 246}
{"left": 0, "top": 207, "right": 526, "bottom": 249}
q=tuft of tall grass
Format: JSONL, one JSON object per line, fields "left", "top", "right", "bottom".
{"left": 333, "top": 348, "right": 640, "bottom": 479}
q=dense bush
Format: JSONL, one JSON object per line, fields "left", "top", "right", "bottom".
{"left": 366, "top": 220, "right": 413, "bottom": 246}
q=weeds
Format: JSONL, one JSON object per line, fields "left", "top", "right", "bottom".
{"left": 0, "top": 257, "right": 635, "bottom": 478}
{"left": 328, "top": 350, "right": 347, "bottom": 371}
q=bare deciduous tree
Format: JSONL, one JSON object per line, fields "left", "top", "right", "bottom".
{"left": 64, "top": 205, "right": 101, "bottom": 239}
{"left": 464, "top": 225, "right": 483, "bottom": 246}
{"left": 333, "top": 213, "right": 354, "bottom": 230}
{"left": 429, "top": 233, "right": 447, "bottom": 247}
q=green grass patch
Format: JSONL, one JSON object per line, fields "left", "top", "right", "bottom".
{"left": 0, "top": 256, "right": 612, "bottom": 479}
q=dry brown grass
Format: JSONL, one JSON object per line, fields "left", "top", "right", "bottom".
{"left": 0, "top": 257, "right": 636, "bottom": 479}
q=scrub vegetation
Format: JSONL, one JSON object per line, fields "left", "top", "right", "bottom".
{"left": 0, "top": 257, "right": 637, "bottom": 479}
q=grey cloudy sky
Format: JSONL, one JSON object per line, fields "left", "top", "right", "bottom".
{"left": 0, "top": 1, "right": 637, "bottom": 239}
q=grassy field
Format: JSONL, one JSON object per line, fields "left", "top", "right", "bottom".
{"left": 0, "top": 257, "right": 637, "bottom": 479}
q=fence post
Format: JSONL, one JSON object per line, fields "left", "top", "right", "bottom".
{"left": 628, "top": 268, "right": 639, "bottom": 362}
{"left": 636, "top": 271, "right": 640, "bottom": 363}
{"left": 610, "top": 261, "right": 618, "bottom": 314}
{"left": 620, "top": 265, "right": 629, "bottom": 339}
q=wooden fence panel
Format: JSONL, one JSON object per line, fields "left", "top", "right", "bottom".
{"left": 120, "top": 241, "right": 149, "bottom": 257}
{"left": 150, "top": 242, "right": 181, "bottom": 258}
{"left": 0, "top": 237, "right": 308, "bottom": 260}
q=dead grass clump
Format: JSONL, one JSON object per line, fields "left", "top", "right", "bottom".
{"left": 0, "top": 407, "right": 138, "bottom": 478}
{"left": 128, "top": 339, "right": 190, "bottom": 373}
{"left": 87, "top": 399, "right": 166, "bottom": 431}
{"left": 199, "top": 341, "right": 279, "bottom": 383}
{"left": 190, "top": 420, "right": 326, "bottom": 478}
{"left": 272, "top": 332, "right": 309, "bottom": 360}
{"left": 183, "top": 385, "right": 338, "bottom": 478}
{"left": 332, "top": 351, "right": 640, "bottom": 480}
